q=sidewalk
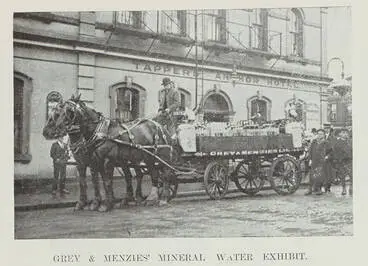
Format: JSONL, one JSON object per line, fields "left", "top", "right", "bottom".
{"left": 15, "top": 176, "right": 310, "bottom": 211}
{"left": 14, "top": 177, "right": 232, "bottom": 211}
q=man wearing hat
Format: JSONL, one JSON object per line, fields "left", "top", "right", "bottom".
{"left": 157, "top": 77, "right": 180, "bottom": 138}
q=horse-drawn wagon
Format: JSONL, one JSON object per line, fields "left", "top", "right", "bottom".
{"left": 156, "top": 118, "right": 305, "bottom": 201}
{"left": 43, "top": 94, "right": 306, "bottom": 211}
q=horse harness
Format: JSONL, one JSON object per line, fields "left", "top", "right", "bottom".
{"left": 65, "top": 100, "right": 192, "bottom": 175}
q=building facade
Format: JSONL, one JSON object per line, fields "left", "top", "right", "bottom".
{"left": 14, "top": 9, "right": 331, "bottom": 179}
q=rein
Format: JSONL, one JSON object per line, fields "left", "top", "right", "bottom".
{"left": 64, "top": 100, "right": 183, "bottom": 173}
{"left": 110, "top": 138, "right": 196, "bottom": 175}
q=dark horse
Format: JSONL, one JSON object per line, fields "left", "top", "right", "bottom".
{"left": 43, "top": 100, "right": 147, "bottom": 211}
{"left": 43, "top": 94, "right": 174, "bottom": 211}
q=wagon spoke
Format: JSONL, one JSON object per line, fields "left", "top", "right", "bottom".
{"left": 239, "top": 178, "right": 248, "bottom": 186}
{"left": 217, "top": 184, "right": 223, "bottom": 195}
{"left": 209, "top": 183, "right": 217, "bottom": 195}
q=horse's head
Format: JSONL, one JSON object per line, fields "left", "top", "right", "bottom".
{"left": 42, "top": 93, "right": 87, "bottom": 140}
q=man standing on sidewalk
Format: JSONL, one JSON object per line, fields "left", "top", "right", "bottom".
{"left": 305, "top": 129, "right": 328, "bottom": 196}
{"left": 50, "top": 136, "right": 70, "bottom": 196}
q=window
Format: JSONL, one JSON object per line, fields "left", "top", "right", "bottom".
{"left": 289, "top": 8, "right": 304, "bottom": 57}
{"left": 116, "top": 11, "right": 143, "bottom": 28}
{"left": 247, "top": 92, "right": 272, "bottom": 121}
{"left": 177, "top": 88, "right": 191, "bottom": 110}
{"left": 250, "top": 99, "right": 267, "bottom": 121}
{"left": 328, "top": 103, "right": 337, "bottom": 122}
{"left": 14, "top": 78, "right": 24, "bottom": 156}
{"left": 109, "top": 82, "right": 146, "bottom": 123}
{"left": 46, "top": 91, "right": 63, "bottom": 121}
{"left": 251, "top": 9, "right": 268, "bottom": 51}
{"left": 161, "top": 10, "right": 187, "bottom": 35}
{"left": 201, "top": 89, "right": 234, "bottom": 122}
{"left": 117, "top": 88, "right": 139, "bottom": 122}
{"left": 14, "top": 72, "right": 33, "bottom": 163}
{"left": 205, "top": 9, "right": 227, "bottom": 43}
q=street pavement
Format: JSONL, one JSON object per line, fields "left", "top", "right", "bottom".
{"left": 14, "top": 175, "right": 240, "bottom": 210}
{"left": 15, "top": 185, "right": 353, "bottom": 238}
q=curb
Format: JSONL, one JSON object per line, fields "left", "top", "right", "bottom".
{"left": 15, "top": 183, "right": 309, "bottom": 212}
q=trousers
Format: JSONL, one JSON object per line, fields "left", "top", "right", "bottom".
{"left": 52, "top": 162, "right": 66, "bottom": 191}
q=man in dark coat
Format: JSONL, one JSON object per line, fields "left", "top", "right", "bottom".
{"left": 50, "top": 136, "right": 70, "bottom": 196}
{"left": 329, "top": 128, "right": 353, "bottom": 195}
{"left": 305, "top": 129, "right": 328, "bottom": 195}
{"left": 157, "top": 77, "right": 180, "bottom": 138}
{"left": 323, "top": 128, "right": 337, "bottom": 192}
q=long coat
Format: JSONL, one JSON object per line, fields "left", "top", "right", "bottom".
{"left": 309, "top": 139, "right": 328, "bottom": 185}
{"left": 158, "top": 88, "right": 180, "bottom": 113}
{"left": 330, "top": 137, "right": 353, "bottom": 178}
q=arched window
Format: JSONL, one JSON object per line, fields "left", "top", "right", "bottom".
{"left": 247, "top": 91, "right": 272, "bottom": 121}
{"left": 201, "top": 89, "right": 234, "bottom": 122}
{"left": 289, "top": 8, "right": 304, "bottom": 57}
{"left": 14, "top": 71, "right": 33, "bottom": 163}
{"left": 109, "top": 81, "right": 146, "bottom": 123}
{"left": 251, "top": 9, "right": 269, "bottom": 51}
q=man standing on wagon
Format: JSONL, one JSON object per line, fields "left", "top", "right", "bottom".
{"left": 157, "top": 77, "right": 181, "bottom": 139}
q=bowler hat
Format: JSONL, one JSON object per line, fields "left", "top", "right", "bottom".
{"left": 316, "top": 128, "right": 325, "bottom": 134}
{"left": 161, "top": 77, "right": 172, "bottom": 86}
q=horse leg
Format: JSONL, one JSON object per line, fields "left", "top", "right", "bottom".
{"left": 159, "top": 168, "right": 171, "bottom": 207}
{"left": 119, "top": 167, "right": 135, "bottom": 208}
{"left": 135, "top": 168, "right": 145, "bottom": 204}
{"left": 89, "top": 168, "right": 101, "bottom": 211}
{"left": 98, "top": 162, "right": 115, "bottom": 212}
{"left": 74, "top": 164, "right": 89, "bottom": 211}
{"left": 144, "top": 166, "right": 159, "bottom": 206}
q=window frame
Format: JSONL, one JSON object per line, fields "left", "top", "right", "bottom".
{"left": 247, "top": 93, "right": 272, "bottom": 121}
{"left": 200, "top": 88, "right": 235, "bottom": 122}
{"left": 289, "top": 8, "right": 304, "bottom": 57}
{"left": 115, "top": 11, "right": 144, "bottom": 29}
{"left": 177, "top": 87, "right": 192, "bottom": 110}
{"left": 205, "top": 9, "right": 228, "bottom": 44}
{"left": 109, "top": 81, "right": 147, "bottom": 123}
{"left": 161, "top": 10, "right": 187, "bottom": 36}
{"left": 250, "top": 9, "right": 269, "bottom": 51}
{"left": 14, "top": 71, "right": 33, "bottom": 163}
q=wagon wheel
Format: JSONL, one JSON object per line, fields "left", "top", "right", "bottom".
{"left": 268, "top": 155, "right": 301, "bottom": 195}
{"left": 158, "top": 174, "right": 178, "bottom": 202}
{"left": 204, "top": 161, "right": 229, "bottom": 200}
{"left": 233, "top": 160, "right": 265, "bottom": 195}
